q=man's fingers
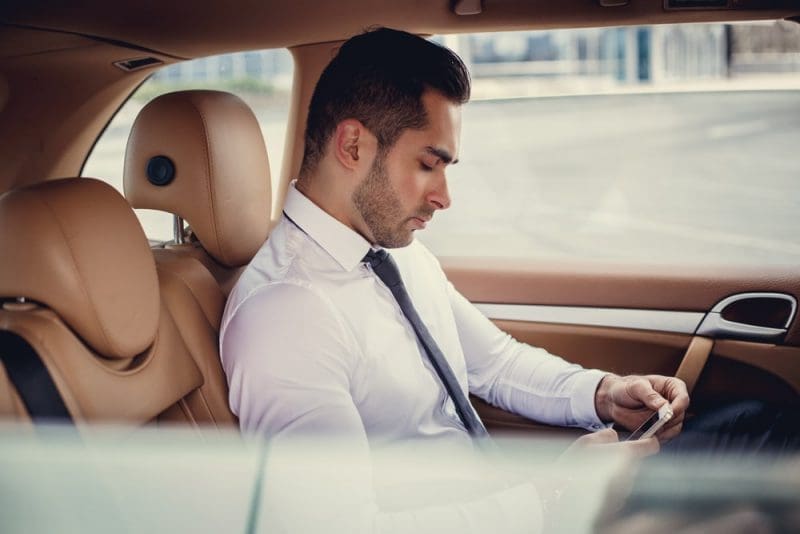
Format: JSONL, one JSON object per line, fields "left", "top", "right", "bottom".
{"left": 667, "top": 379, "right": 690, "bottom": 416}
{"left": 661, "top": 414, "right": 684, "bottom": 434}
{"left": 653, "top": 376, "right": 689, "bottom": 441}
{"left": 600, "top": 436, "right": 660, "bottom": 459}
{"left": 626, "top": 378, "right": 667, "bottom": 412}
{"left": 605, "top": 375, "right": 691, "bottom": 433}
{"left": 648, "top": 375, "right": 690, "bottom": 410}
{"left": 625, "top": 436, "right": 660, "bottom": 458}
{"left": 656, "top": 421, "right": 683, "bottom": 442}
{"left": 559, "top": 428, "right": 619, "bottom": 464}
{"left": 593, "top": 428, "right": 619, "bottom": 443}
{"left": 575, "top": 427, "right": 618, "bottom": 447}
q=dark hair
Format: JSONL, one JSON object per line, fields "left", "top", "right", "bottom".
{"left": 299, "top": 27, "right": 471, "bottom": 178}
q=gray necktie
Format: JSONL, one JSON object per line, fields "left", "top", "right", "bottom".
{"left": 363, "top": 248, "right": 490, "bottom": 440}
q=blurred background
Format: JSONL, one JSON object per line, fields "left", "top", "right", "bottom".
{"left": 83, "top": 21, "right": 800, "bottom": 266}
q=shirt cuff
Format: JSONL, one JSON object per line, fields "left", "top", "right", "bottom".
{"left": 569, "top": 369, "right": 610, "bottom": 431}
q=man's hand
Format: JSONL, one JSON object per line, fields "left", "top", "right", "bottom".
{"left": 595, "top": 374, "right": 690, "bottom": 442}
{"left": 546, "top": 428, "right": 659, "bottom": 530}
{"left": 565, "top": 427, "right": 660, "bottom": 459}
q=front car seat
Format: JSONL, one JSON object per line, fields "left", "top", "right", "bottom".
{"left": 123, "top": 90, "right": 273, "bottom": 429}
{"left": 124, "top": 89, "right": 272, "bottom": 296}
{"left": 0, "top": 178, "right": 205, "bottom": 426}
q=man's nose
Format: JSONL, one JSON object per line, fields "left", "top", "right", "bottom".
{"left": 427, "top": 175, "right": 451, "bottom": 211}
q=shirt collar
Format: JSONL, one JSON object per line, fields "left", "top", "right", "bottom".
{"left": 283, "top": 181, "right": 372, "bottom": 272}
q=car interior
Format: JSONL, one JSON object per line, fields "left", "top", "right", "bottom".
{"left": 1, "top": 0, "right": 799, "bottom": 445}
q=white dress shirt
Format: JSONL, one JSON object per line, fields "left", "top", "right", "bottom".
{"left": 220, "top": 182, "right": 608, "bottom": 532}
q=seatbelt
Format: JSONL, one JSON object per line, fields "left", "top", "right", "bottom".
{"left": 0, "top": 330, "right": 72, "bottom": 422}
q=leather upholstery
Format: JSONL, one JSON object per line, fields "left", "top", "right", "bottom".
{"left": 125, "top": 91, "right": 271, "bottom": 426}
{"left": 122, "top": 90, "right": 268, "bottom": 428}
{"left": 159, "top": 242, "right": 247, "bottom": 297}
{"left": 153, "top": 248, "right": 237, "bottom": 426}
{"left": 0, "top": 178, "right": 204, "bottom": 425}
{"left": 0, "top": 178, "right": 159, "bottom": 359}
{"left": 124, "top": 90, "right": 271, "bottom": 268}
{"left": 0, "top": 303, "right": 204, "bottom": 424}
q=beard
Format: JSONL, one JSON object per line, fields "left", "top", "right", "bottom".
{"left": 352, "top": 152, "right": 429, "bottom": 248}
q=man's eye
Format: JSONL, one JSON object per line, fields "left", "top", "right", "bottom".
{"left": 420, "top": 162, "right": 434, "bottom": 172}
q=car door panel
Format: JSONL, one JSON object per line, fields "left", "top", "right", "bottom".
{"left": 444, "top": 259, "right": 800, "bottom": 433}
{"left": 471, "top": 322, "right": 691, "bottom": 436}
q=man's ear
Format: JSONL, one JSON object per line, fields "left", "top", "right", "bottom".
{"left": 333, "top": 119, "right": 376, "bottom": 171}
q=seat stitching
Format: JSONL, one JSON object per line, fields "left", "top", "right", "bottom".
{"left": 37, "top": 192, "right": 121, "bottom": 357}
{"left": 156, "top": 261, "right": 220, "bottom": 332}
{"left": 179, "top": 397, "right": 198, "bottom": 426}
{"left": 186, "top": 97, "right": 226, "bottom": 265}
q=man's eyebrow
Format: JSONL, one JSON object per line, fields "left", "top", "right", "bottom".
{"left": 425, "top": 146, "right": 458, "bottom": 165}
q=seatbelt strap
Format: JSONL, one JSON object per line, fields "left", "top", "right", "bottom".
{"left": 0, "top": 330, "right": 73, "bottom": 422}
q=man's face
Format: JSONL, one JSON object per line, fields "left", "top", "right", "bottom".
{"left": 352, "top": 90, "right": 461, "bottom": 248}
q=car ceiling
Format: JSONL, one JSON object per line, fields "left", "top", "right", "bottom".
{"left": 2, "top": 0, "right": 799, "bottom": 59}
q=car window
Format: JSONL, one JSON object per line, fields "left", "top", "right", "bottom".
{"left": 420, "top": 22, "right": 800, "bottom": 266}
{"left": 82, "top": 49, "right": 293, "bottom": 241}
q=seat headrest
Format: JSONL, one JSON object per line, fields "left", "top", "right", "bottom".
{"left": 0, "top": 178, "right": 159, "bottom": 359}
{"left": 124, "top": 90, "right": 271, "bottom": 267}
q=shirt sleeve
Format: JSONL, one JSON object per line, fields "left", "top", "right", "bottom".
{"left": 447, "top": 282, "right": 608, "bottom": 430}
{"left": 221, "top": 282, "right": 545, "bottom": 533}
{"left": 221, "top": 282, "right": 365, "bottom": 438}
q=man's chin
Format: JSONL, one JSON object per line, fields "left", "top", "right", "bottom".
{"left": 379, "top": 232, "right": 415, "bottom": 250}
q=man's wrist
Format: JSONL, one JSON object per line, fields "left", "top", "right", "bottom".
{"left": 594, "top": 373, "right": 619, "bottom": 423}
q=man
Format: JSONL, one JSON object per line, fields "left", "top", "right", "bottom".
{"left": 219, "top": 27, "right": 690, "bottom": 530}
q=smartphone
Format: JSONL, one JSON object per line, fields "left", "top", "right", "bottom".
{"left": 626, "top": 403, "right": 673, "bottom": 441}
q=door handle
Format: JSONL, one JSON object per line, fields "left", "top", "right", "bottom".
{"left": 695, "top": 292, "right": 797, "bottom": 342}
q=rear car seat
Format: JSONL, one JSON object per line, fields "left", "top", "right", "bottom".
{"left": 0, "top": 178, "right": 206, "bottom": 426}
{"left": 123, "top": 90, "right": 272, "bottom": 429}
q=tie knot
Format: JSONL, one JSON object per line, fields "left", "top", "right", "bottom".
{"left": 363, "top": 248, "right": 390, "bottom": 268}
{"left": 363, "top": 248, "right": 402, "bottom": 289}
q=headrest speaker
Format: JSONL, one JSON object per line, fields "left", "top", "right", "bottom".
{"left": 146, "top": 156, "right": 175, "bottom": 186}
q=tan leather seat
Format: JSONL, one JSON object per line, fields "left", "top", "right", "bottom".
{"left": 0, "top": 178, "right": 204, "bottom": 426}
{"left": 124, "top": 89, "right": 271, "bottom": 295}
{"left": 123, "top": 90, "right": 272, "bottom": 429}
